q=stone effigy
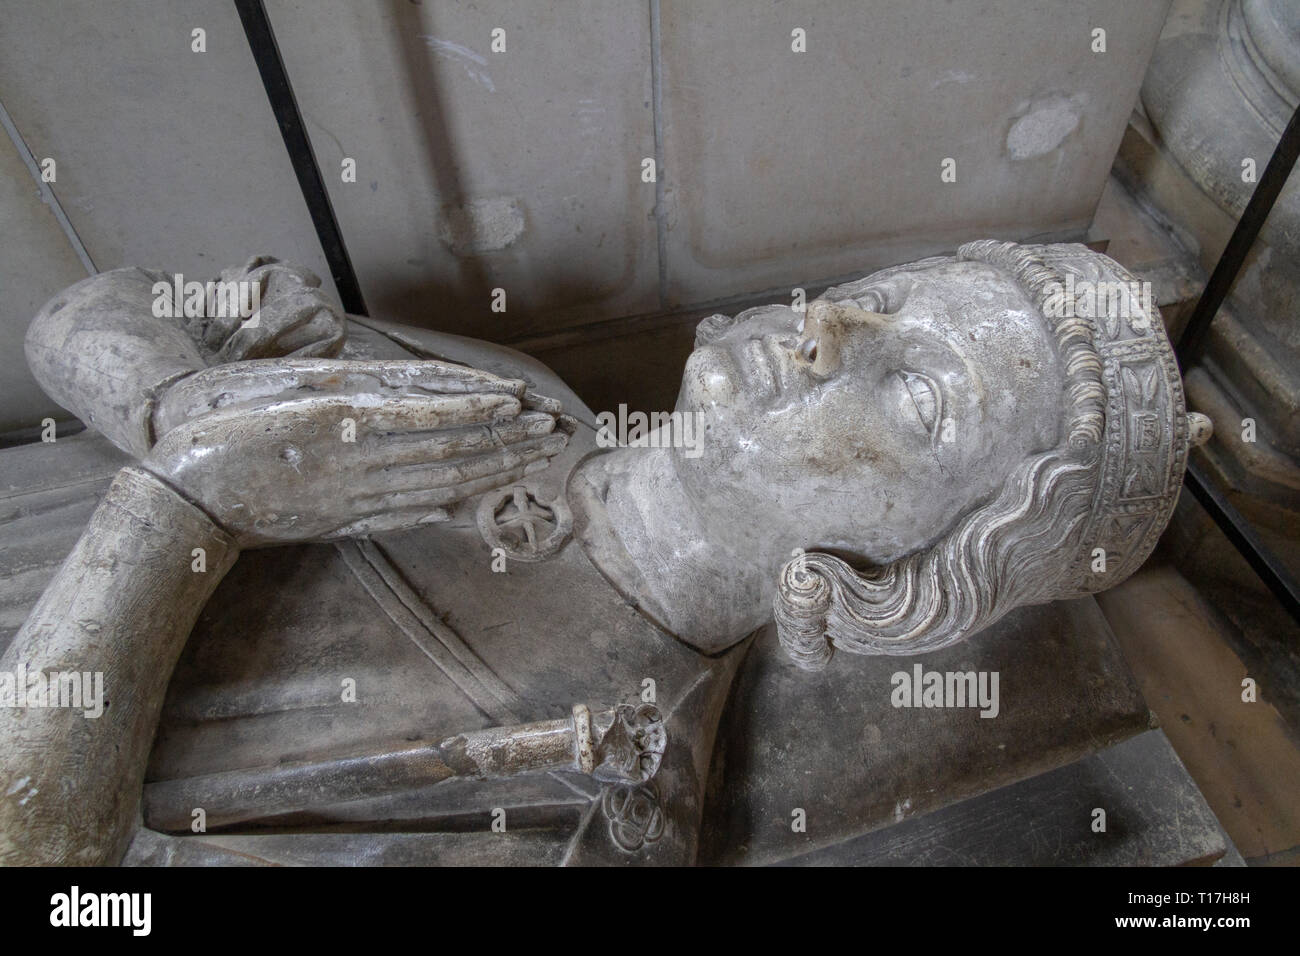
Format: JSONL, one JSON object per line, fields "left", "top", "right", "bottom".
{"left": 0, "top": 242, "right": 1211, "bottom": 865}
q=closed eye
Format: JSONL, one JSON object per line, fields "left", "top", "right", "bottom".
{"left": 859, "top": 288, "right": 889, "bottom": 313}
{"left": 897, "top": 370, "right": 942, "bottom": 438}
{"left": 855, "top": 275, "right": 911, "bottom": 314}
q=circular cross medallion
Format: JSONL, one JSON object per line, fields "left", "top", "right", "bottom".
{"left": 476, "top": 485, "right": 572, "bottom": 562}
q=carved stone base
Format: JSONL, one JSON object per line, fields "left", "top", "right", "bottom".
{"left": 699, "top": 596, "right": 1155, "bottom": 865}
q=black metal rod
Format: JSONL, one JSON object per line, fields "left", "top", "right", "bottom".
{"left": 1182, "top": 460, "right": 1300, "bottom": 622}
{"left": 234, "top": 0, "right": 368, "bottom": 316}
{"left": 1175, "top": 101, "right": 1300, "bottom": 366}
{"left": 1166, "top": 99, "right": 1300, "bottom": 627}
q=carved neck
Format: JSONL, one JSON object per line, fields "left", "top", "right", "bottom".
{"left": 578, "top": 447, "right": 782, "bottom": 652}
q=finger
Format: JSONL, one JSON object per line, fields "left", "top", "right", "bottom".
{"left": 271, "top": 310, "right": 347, "bottom": 358}
{"left": 358, "top": 359, "right": 526, "bottom": 397}
{"left": 320, "top": 507, "right": 452, "bottom": 539}
{"left": 246, "top": 258, "right": 321, "bottom": 295}
{"left": 159, "top": 359, "right": 527, "bottom": 431}
{"left": 198, "top": 311, "right": 244, "bottom": 354}
{"left": 362, "top": 411, "right": 557, "bottom": 467}
{"left": 217, "top": 287, "right": 339, "bottom": 362}
{"left": 230, "top": 392, "right": 523, "bottom": 435}
{"left": 227, "top": 358, "right": 523, "bottom": 398}
{"left": 283, "top": 319, "right": 347, "bottom": 358}
{"left": 159, "top": 360, "right": 349, "bottom": 427}
{"left": 357, "top": 465, "right": 533, "bottom": 512}
{"left": 522, "top": 389, "right": 563, "bottom": 414}
{"left": 170, "top": 392, "right": 523, "bottom": 448}
{"left": 348, "top": 393, "right": 525, "bottom": 433}
{"left": 196, "top": 258, "right": 324, "bottom": 355}
{"left": 368, "top": 434, "right": 567, "bottom": 493}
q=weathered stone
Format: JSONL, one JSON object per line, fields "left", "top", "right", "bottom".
{"left": 0, "top": 243, "right": 1218, "bottom": 864}
{"left": 776, "top": 730, "right": 1234, "bottom": 867}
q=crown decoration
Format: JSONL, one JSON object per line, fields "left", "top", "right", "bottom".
{"left": 1009, "top": 242, "right": 1197, "bottom": 596}
{"left": 774, "top": 240, "right": 1210, "bottom": 670}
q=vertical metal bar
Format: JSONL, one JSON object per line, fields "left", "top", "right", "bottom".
{"left": 1167, "top": 99, "right": 1300, "bottom": 626}
{"left": 234, "top": 0, "right": 368, "bottom": 315}
{"left": 1182, "top": 463, "right": 1300, "bottom": 622}
{"left": 648, "top": 0, "right": 668, "bottom": 308}
{"left": 1175, "top": 102, "right": 1300, "bottom": 367}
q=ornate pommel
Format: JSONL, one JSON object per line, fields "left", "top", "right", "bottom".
{"left": 574, "top": 703, "right": 667, "bottom": 785}
{"left": 776, "top": 240, "right": 1208, "bottom": 670}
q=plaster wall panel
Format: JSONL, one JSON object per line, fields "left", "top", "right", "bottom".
{"left": 0, "top": 132, "right": 87, "bottom": 432}
{"left": 657, "top": 0, "right": 1171, "bottom": 306}
{"left": 0, "top": 0, "right": 335, "bottom": 297}
{"left": 267, "top": 0, "right": 660, "bottom": 341}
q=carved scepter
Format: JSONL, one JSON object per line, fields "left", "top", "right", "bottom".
{"left": 143, "top": 703, "right": 665, "bottom": 832}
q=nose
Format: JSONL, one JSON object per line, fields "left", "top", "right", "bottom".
{"left": 793, "top": 298, "right": 891, "bottom": 376}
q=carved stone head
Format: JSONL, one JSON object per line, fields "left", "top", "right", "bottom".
{"left": 681, "top": 240, "right": 1208, "bottom": 668}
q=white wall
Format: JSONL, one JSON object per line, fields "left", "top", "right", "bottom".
{"left": 0, "top": 0, "right": 1171, "bottom": 432}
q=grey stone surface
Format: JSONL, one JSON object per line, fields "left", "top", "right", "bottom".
{"left": 124, "top": 826, "right": 576, "bottom": 867}
{"left": 657, "top": 0, "right": 1171, "bottom": 305}
{"left": 0, "top": 0, "right": 337, "bottom": 337}
{"left": 0, "top": 431, "right": 129, "bottom": 647}
{"left": 0, "top": 243, "right": 1211, "bottom": 864}
{"left": 1112, "top": 0, "right": 1300, "bottom": 695}
{"left": 0, "top": 128, "right": 87, "bottom": 432}
{"left": 778, "top": 729, "right": 1229, "bottom": 866}
{"left": 1124, "top": 0, "right": 1300, "bottom": 517}
{"left": 699, "top": 596, "right": 1154, "bottom": 866}
{"left": 1140, "top": 0, "right": 1300, "bottom": 306}
{"left": 265, "top": 0, "right": 660, "bottom": 340}
{"left": 0, "top": 1, "right": 1177, "bottom": 433}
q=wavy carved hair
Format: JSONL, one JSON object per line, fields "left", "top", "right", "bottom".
{"left": 775, "top": 240, "right": 1108, "bottom": 669}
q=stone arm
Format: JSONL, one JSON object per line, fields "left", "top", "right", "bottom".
{"left": 0, "top": 361, "right": 569, "bottom": 868}
{"left": 2, "top": 335, "right": 570, "bottom": 864}
{"left": 0, "top": 467, "right": 238, "bottom": 865}
{"left": 24, "top": 258, "right": 345, "bottom": 457}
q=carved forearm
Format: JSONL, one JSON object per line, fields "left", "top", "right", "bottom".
{"left": 0, "top": 466, "right": 238, "bottom": 865}
{"left": 25, "top": 268, "right": 208, "bottom": 456}
{"left": 24, "top": 259, "right": 346, "bottom": 458}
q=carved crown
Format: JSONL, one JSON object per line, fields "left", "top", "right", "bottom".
{"left": 963, "top": 241, "right": 1200, "bottom": 595}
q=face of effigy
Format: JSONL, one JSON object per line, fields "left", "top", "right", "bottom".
{"left": 676, "top": 258, "right": 1067, "bottom": 563}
